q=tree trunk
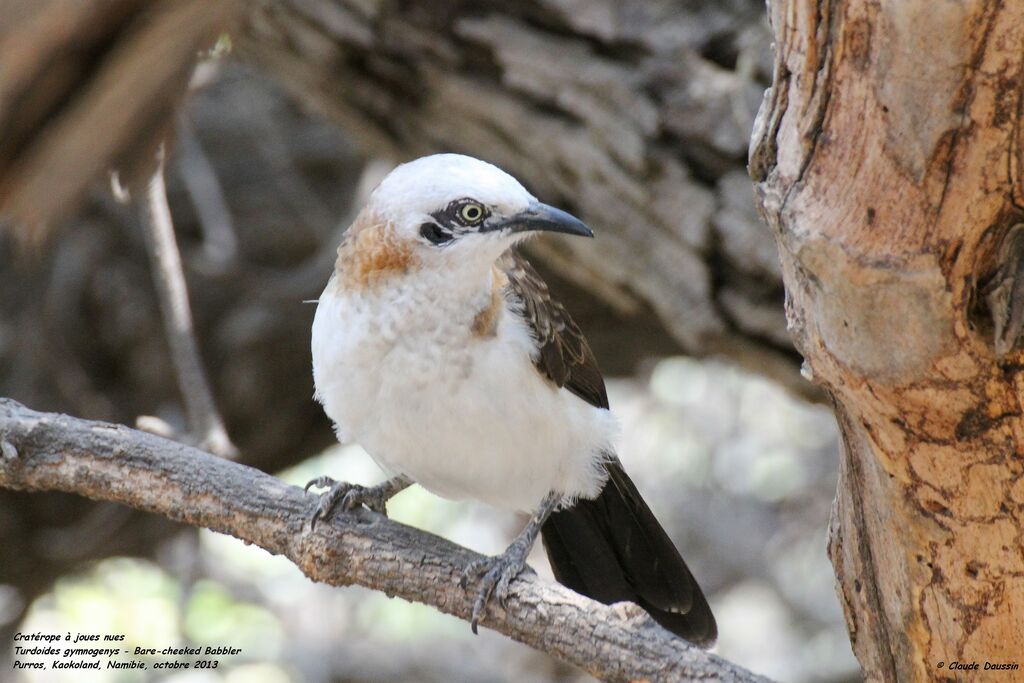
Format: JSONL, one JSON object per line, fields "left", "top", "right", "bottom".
{"left": 751, "top": 1, "right": 1024, "bottom": 680}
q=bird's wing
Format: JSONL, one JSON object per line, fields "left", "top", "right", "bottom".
{"left": 497, "top": 249, "right": 609, "bottom": 410}
{"left": 499, "top": 252, "right": 716, "bottom": 646}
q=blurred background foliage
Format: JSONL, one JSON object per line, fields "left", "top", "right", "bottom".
{"left": 2, "top": 1, "right": 860, "bottom": 681}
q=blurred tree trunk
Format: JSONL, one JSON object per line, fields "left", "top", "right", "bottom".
{"left": 751, "top": 1, "right": 1024, "bottom": 680}
{"left": 239, "top": 0, "right": 805, "bottom": 393}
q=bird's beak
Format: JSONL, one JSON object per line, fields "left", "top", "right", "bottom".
{"left": 481, "top": 202, "right": 594, "bottom": 238}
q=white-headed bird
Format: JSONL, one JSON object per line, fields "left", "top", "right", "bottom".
{"left": 308, "top": 153, "right": 716, "bottom": 646}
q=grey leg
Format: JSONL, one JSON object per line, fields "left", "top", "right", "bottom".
{"left": 304, "top": 474, "right": 412, "bottom": 529}
{"left": 460, "top": 491, "right": 562, "bottom": 634}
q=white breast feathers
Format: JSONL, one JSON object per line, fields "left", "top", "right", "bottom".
{"left": 311, "top": 266, "right": 618, "bottom": 512}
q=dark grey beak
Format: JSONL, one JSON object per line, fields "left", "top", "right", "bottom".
{"left": 482, "top": 201, "right": 594, "bottom": 238}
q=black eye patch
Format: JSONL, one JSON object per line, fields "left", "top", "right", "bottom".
{"left": 419, "top": 222, "right": 452, "bottom": 245}
{"left": 431, "top": 198, "right": 490, "bottom": 230}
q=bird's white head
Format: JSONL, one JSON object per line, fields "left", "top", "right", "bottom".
{"left": 353, "top": 154, "right": 592, "bottom": 279}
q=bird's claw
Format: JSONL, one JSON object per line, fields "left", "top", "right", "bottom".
{"left": 305, "top": 477, "right": 391, "bottom": 530}
{"left": 303, "top": 475, "right": 335, "bottom": 495}
{"left": 460, "top": 545, "right": 531, "bottom": 634}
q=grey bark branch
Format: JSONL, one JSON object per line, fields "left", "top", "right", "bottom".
{"left": 139, "top": 152, "right": 237, "bottom": 458}
{"left": 0, "top": 398, "right": 770, "bottom": 683}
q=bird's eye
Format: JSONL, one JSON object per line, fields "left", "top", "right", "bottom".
{"left": 419, "top": 222, "right": 452, "bottom": 245}
{"left": 458, "top": 202, "right": 485, "bottom": 225}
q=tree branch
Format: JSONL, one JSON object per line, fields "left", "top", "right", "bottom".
{"left": 138, "top": 151, "right": 237, "bottom": 458}
{"left": 0, "top": 399, "right": 769, "bottom": 683}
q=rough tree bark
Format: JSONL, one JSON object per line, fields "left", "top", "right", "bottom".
{"left": 0, "top": 399, "right": 773, "bottom": 683}
{"left": 751, "top": 1, "right": 1024, "bottom": 680}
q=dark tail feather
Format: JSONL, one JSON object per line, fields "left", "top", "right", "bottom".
{"left": 541, "top": 461, "right": 717, "bottom": 647}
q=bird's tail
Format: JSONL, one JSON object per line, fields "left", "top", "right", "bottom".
{"left": 540, "top": 461, "right": 717, "bottom": 647}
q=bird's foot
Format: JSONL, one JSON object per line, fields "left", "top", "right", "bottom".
{"left": 304, "top": 476, "right": 395, "bottom": 529}
{"left": 459, "top": 535, "right": 535, "bottom": 634}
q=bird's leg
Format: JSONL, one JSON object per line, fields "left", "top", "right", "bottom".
{"left": 304, "top": 474, "right": 412, "bottom": 529}
{"left": 460, "top": 491, "right": 562, "bottom": 634}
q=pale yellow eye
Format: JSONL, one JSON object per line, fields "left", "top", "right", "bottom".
{"left": 459, "top": 202, "right": 484, "bottom": 224}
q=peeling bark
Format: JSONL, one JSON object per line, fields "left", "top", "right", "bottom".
{"left": 752, "top": 1, "right": 1024, "bottom": 680}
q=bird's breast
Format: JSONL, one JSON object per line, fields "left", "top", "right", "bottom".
{"left": 312, "top": 280, "right": 492, "bottom": 433}
{"left": 311, "top": 279, "right": 617, "bottom": 510}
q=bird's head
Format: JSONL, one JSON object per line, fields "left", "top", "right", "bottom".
{"left": 358, "top": 154, "right": 592, "bottom": 276}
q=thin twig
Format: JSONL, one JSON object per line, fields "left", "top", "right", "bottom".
{"left": 175, "top": 114, "right": 239, "bottom": 271}
{"left": 139, "top": 148, "right": 237, "bottom": 458}
{"left": 0, "top": 399, "right": 772, "bottom": 683}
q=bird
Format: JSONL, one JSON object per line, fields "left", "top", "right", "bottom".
{"left": 307, "top": 153, "right": 716, "bottom": 647}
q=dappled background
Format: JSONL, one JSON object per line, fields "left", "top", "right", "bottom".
{"left": 2, "top": 1, "right": 859, "bottom": 681}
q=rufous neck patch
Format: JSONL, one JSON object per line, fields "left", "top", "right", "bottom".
{"left": 471, "top": 266, "right": 508, "bottom": 338}
{"left": 334, "top": 208, "right": 418, "bottom": 290}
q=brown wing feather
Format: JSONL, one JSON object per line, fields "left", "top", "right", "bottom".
{"left": 498, "top": 249, "right": 609, "bottom": 410}
{"left": 500, "top": 252, "right": 715, "bottom": 645}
